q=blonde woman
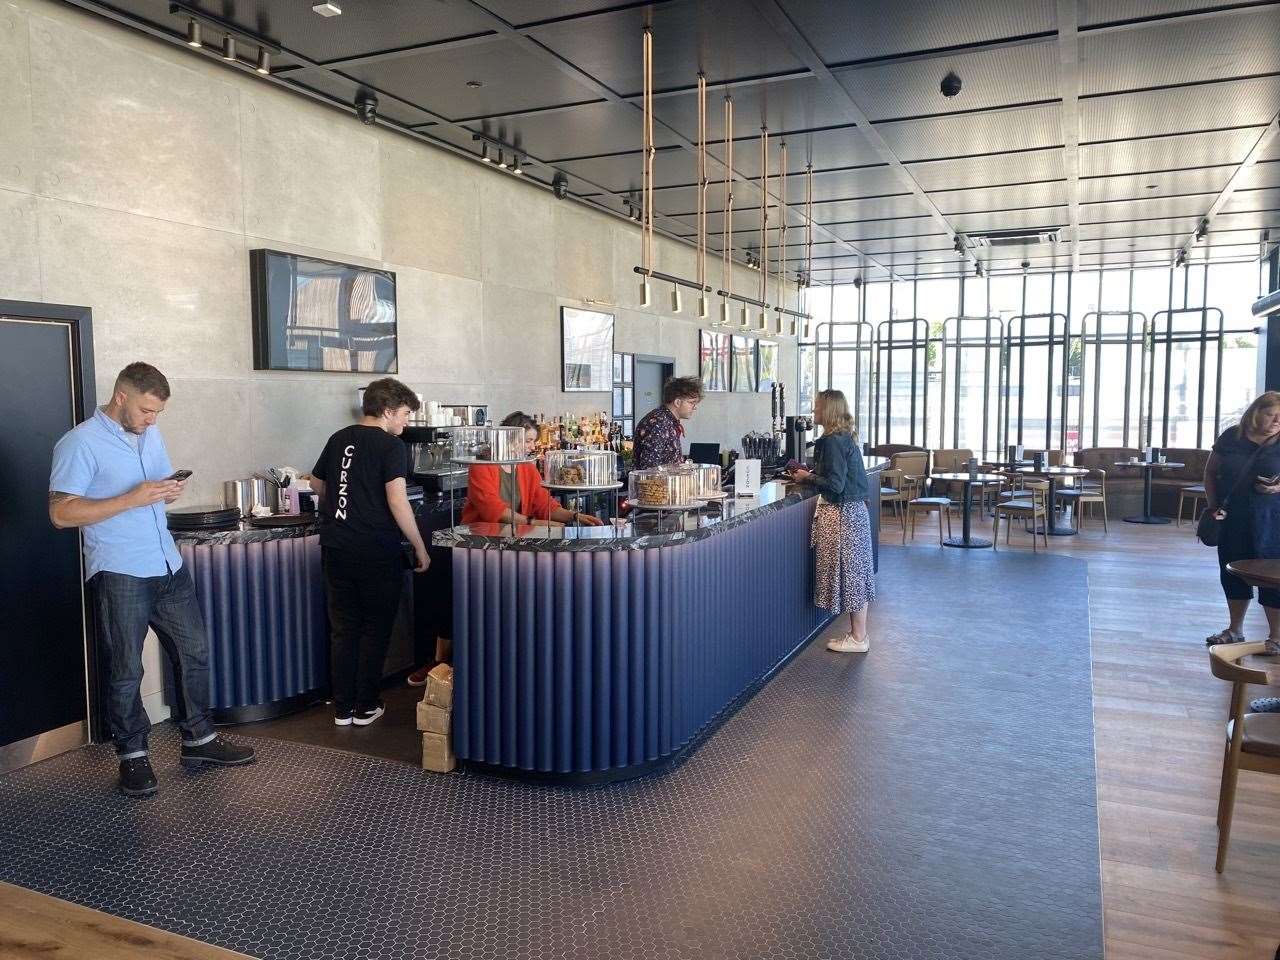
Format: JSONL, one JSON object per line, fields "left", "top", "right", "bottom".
{"left": 791, "top": 389, "right": 876, "bottom": 653}
{"left": 1203, "top": 390, "right": 1280, "bottom": 654}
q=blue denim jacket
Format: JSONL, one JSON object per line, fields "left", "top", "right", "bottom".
{"left": 812, "top": 432, "right": 869, "bottom": 505}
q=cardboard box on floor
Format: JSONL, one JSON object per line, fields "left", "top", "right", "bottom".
{"left": 425, "top": 663, "right": 453, "bottom": 709}
{"left": 416, "top": 700, "right": 451, "bottom": 736}
{"left": 422, "top": 732, "right": 455, "bottom": 773}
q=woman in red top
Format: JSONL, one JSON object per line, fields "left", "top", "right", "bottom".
{"left": 461, "top": 413, "right": 604, "bottom": 528}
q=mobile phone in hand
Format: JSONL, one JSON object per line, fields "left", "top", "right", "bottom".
{"left": 168, "top": 469, "right": 193, "bottom": 482}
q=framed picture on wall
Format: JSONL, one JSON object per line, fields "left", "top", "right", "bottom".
{"left": 699, "top": 329, "right": 730, "bottom": 392}
{"left": 756, "top": 339, "right": 779, "bottom": 392}
{"left": 250, "top": 249, "right": 398, "bottom": 373}
{"left": 731, "top": 335, "right": 757, "bottom": 392}
{"left": 561, "top": 307, "right": 615, "bottom": 391}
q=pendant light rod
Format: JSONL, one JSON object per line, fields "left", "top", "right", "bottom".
{"left": 633, "top": 266, "right": 712, "bottom": 293}
{"left": 777, "top": 140, "right": 787, "bottom": 332}
{"left": 758, "top": 125, "right": 769, "bottom": 309}
{"left": 721, "top": 94, "right": 734, "bottom": 322}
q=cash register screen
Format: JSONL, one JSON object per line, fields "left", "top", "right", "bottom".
{"left": 689, "top": 443, "right": 720, "bottom": 466}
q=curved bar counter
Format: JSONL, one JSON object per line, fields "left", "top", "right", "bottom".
{"left": 173, "top": 521, "right": 327, "bottom": 723}
{"left": 434, "top": 467, "right": 884, "bottom": 783}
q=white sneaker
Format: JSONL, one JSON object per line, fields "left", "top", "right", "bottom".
{"left": 826, "top": 633, "right": 869, "bottom": 654}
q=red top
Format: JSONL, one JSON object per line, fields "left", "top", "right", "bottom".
{"left": 461, "top": 463, "right": 561, "bottom": 524}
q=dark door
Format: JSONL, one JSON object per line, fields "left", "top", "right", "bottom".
{"left": 0, "top": 311, "right": 94, "bottom": 771}
{"left": 634, "top": 359, "right": 671, "bottom": 426}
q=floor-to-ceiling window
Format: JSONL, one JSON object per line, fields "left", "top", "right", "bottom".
{"left": 808, "top": 263, "right": 1262, "bottom": 456}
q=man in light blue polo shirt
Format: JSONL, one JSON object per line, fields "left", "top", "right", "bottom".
{"left": 49, "top": 362, "right": 255, "bottom": 797}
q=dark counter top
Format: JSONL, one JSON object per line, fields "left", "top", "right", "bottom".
{"left": 434, "top": 458, "right": 886, "bottom": 553}
{"left": 171, "top": 517, "right": 318, "bottom": 544}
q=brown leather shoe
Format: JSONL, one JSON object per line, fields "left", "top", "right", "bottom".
{"left": 406, "top": 663, "right": 434, "bottom": 687}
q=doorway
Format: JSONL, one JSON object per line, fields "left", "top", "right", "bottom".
{"left": 0, "top": 301, "right": 97, "bottom": 773}
{"left": 633, "top": 356, "right": 674, "bottom": 427}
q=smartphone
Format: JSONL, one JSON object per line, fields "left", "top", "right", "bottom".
{"left": 168, "top": 469, "right": 193, "bottom": 482}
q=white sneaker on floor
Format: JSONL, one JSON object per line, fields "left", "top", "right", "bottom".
{"left": 827, "top": 634, "right": 869, "bottom": 654}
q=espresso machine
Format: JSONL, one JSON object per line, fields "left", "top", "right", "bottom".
{"left": 403, "top": 425, "right": 468, "bottom": 498}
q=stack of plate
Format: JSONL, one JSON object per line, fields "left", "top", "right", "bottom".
{"left": 166, "top": 505, "right": 241, "bottom": 530}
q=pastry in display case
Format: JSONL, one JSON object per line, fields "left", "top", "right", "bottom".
{"left": 628, "top": 465, "right": 701, "bottom": 507}
{"left": 543, "top": 449, "right": 618, "bottom": 487}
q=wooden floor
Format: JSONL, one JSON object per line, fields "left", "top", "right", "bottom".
{"left": 893, "top": 506, "right": 1280, "bottom": 960}
{"left": 4, "top": 509, "right": 1278, "bottom": 960}
{"left": 0, "top": 880, "right": 251, "bottom": 959}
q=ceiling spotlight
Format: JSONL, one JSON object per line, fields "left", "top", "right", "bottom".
{"left": 940, "top": 71, "right": 962, "bottom": 98}
{"left": 355, "top": 90, "right": 378, "bottom": 124}
{"left": 311, "top": 1, "right": 342, "bottom": 16}
{"left": 513, "top": 155, "right": 523, "bottom": 175}
{"left": 1195, "top": 218, "right": 1208, "bottom": 241}
{"left": 953, "top": 235, "right": 966, "bottom": 253}
{"left": 185, "top": 18, "right": 202, "bottom": 48}
{"left": 497, "top": 149, "right": 507, "bottom": 169}
{"left": 465, "top": 80, "right": 483, "bottom": 89}
{"left": 220, "top": 34, "right": 236, "bottom": 62}
{"left": 670, "top": 284, "right": 682, "bottom": 314}
{"left": 852, "top": 276, "right": 863, "bottom": 289}
{"left": 1144, "top": 183, "right": 1159, "bottom": 191}
{"left": 480, "top": 142, "right": 491, "bottom": 163}
{"left": 256, "top": 47, "right": 271, "bottom": 75}
{"left": 1176, "top": 249, "right": 1187, "bottom": 267}
{"left": 553, "top": 172, "right": 569, "bottom": 200}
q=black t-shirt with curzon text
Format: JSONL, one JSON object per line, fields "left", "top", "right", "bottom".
{"left": 311, "top": 424, "right": 409, "bottom": 561}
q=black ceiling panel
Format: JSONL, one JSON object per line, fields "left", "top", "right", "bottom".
{"left": 472, "top": 101, "right": 681, "bottom": 163}
{"left": 1081, "top": 76, "right": 1280, "bottom": 142}
{"left": 712, "top": 127, "right": 887, "bottom": 178}
{"left": 779, "top": 166, "right": 907, "bottom": 204}
{"left": 779, "top": 0, "right": 1055, "bottom": 66}
{"left": 1078, "top": 1, "right": 1216, "bottom": 27}
{"left": 475, "top": 0, "right": 655, "bottom": 27}
{"left": 344, "top": 36, "right": 602, "bottom": 119}
{"left": 526, "top": 0, "right": 805, "bottom": 95}
{"left": 907, "top": 149, "right": 1065, "bottom": 192}
{"left": 291, "top": 71, "right": 439, "bottom": 126}
{"left": 1079, "top": 167, "right": 1233, "bottom": 204}
{"left": 877, "top": 103, "right": 1063, "bottom": 162}
{"left": 653, "top": 75, "right": 859, "bottom": 143}
{"left": 832, "top": 39, "right": 1059, "bottom": 122}
{"left": 1080, "top": 7, "right": 1280, "bottom": 95}
{"left": 550, "top": 145, "right": 696, "bottom": 193}
{"left": 186, "top": 0, "right": 501, "bottom": 64}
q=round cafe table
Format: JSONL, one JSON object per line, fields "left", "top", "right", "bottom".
{"left": 1115, "top": 460, "right": 1185, "bottom": 524}
{"left": 1015, "top": 465, "right": 1091, "bottom": 536}
{"left": 932, "top": 471, "right": 1004, "bottom": 549}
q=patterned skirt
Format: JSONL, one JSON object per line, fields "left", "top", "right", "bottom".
{"left": 811, "top": 499, "right": 876, "bottom": 615}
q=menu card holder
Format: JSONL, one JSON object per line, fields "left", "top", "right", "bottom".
{"left": 735, "top": 458, "right": 761, "bottom": 498}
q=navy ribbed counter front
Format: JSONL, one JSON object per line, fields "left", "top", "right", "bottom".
{"left": 434, "top": 472, "right": 883, "bottom": 782}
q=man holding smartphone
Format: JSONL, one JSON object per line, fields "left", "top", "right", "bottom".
{"left": 48, "top": 362, "right": 255, "bottom": 797}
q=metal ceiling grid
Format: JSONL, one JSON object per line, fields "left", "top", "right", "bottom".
{"left": 1078, "top": 0, "right": 1236, "bottom": 27}
{"left": 289, "top": 70, "right": 439, "bottom": 126}
{"left": 778, "top": 0, "right": 1055, "bottom": 66}
{"left": 652, "top": 75, "right": 857, "bottom": 143}
{"left": 1081, "top": 192, "right": 1219, "bottom": 222}
{"left": 232, "top": 0, "right": 500, "bottom": 64}
{"left": 831, "top": 218, "right": 946, "bottom": 242}
{"left": 342, "top": 36, "right": 601, "bottom": 119}
{"left": 831, "top": 39, "right": 1060, "bottom": 121}
{"left": 1080, "top": 235, "right": 1185, "bottom": 255}
{"left": 808, "top": 195, "right": 934, "bottom": 225}
{"left": 1079, "top": 127, "right": 1266, "bottom": 176}
{"left": 1240, "top": 159, "right": 1280, "bottom": 191}
{"left": 524, "top": 0, "right": 805, "bottom": 96}
{"left": 1080, "top": 167, "right": 1234, "bottom": 203}
{"left": 907, "top": 149, "right": 1066, "bottom": 192}
{"left": 475, "top": 0, "right": 643, "bottom": 26}
{"left": 949, "top": 207, "right": 1071, "bottom": 232}
{"left": 464, "top": 101, "right": 681, "bottom": 163}
{"left": 786, "top": 166, "right": 911, "bottom": 204}
{"left": 853, "top": 235, "right": 956, "bottom": 256}
{"left": 934, "top": 181, "right": 1071, "bottom": 214}
{"left": 1205, "top": 209, "right": 1280, "bottom": 231}
{"left": 1223, "top": 186, "right": 1280, "bottom": 212}
{"left": 1079, "top": 6, "right": 1280, "bottom": 95}
{"left": 555, "top": 146, "right": 698, "bottom": 193}
{"left": 711, "top": 126, "right": 888, "bottom": 179}
{"left": 875, "top": 103, "right": 1064, "bottom": 162}
{"left": 652, "top": 180, "right": 765, "bottom": 217}
{"left": 1078, "top": 216, "right": 1200, "bottom": 239}
{"left": 1080, "top": 75, "right": 1280, "bottom": 142}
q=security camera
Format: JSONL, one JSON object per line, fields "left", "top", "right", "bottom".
{"left": 552, "top": 172, "right": 569, "bottom": 200}
{"left": 852, "top": 276, "right": 863, "bottom": 289}
{"left": 940, "top": 72, "right": 962, "bottom": 98}
{"left": 355, "top": 91, "right": 378, "bottom": 124}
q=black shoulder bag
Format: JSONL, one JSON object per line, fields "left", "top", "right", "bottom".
{"left": 1196, "top": 437, "right": 1272, "bottom": 546}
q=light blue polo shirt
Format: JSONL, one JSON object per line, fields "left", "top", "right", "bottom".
{"left": 49, "top": 407, "right": 184, "bottom": 580}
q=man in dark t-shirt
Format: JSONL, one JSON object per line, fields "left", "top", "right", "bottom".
{"left": 310, "top": 378, "right": 429, "bottom": 727}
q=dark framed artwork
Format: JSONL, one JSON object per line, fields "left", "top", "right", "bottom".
{"left": 699, "top": 329, "right": 730, "bottom": 392}
{"left": 731, "top": 335, "right": 756, "bottom": 392}
{"left": 561, "top": 307, "right": 614, "bottom": 391}
{"left": 756, "top": 338, "right": 779, "bottom": 392}
{"left": 250, "top": 249, "right": 398, "bottom": 373}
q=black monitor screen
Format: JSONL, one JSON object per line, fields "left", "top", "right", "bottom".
{"left": 689, "top": 442, "right": 720, "bottom": 465}
{"left": 250, "top": 249, "right": 397, "bottom": 373}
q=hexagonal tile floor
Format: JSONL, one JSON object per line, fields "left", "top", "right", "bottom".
{"left": 0, "top": 549, "right": 1101, "bottom": 959}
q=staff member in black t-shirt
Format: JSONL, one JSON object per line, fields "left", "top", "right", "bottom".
{"left": 309, "top": 378, "right": 429, "bottom": 727}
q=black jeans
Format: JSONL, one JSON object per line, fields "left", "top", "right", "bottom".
{"left": 92, "top": 566, "right": 216, "bottom": 758}
{"left": 323, "top": 553, "right": 404, "bottom": 711}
